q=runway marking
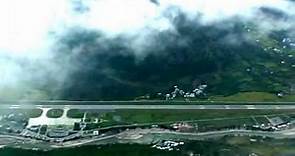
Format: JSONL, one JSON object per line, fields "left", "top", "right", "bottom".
{"left": 9, "top": 106, "right": 20, "bottom": 109}
{"left": 246, "top": 105, "right": 255, "bottom": 109}
{"left": 224, "top": 105, "right": 230, "bottom": 109}
{"left": 9, "top": 105, "right": 20, "bottom": 109}
{"left": 199, "top": 105, "right": 205, "bottom": 109}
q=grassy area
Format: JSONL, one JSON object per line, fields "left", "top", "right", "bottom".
{"left": 64, "top": 109, "right": 295, "bottom": 130}
{"left": 253, "top": 116, "right": 269, "bottom": 125}
{"left": 209, "top": 92, "right": 295, "bottom": 102}
{"left": 67, "top": 109, "right": 85, "bottom": 118}
{"left": 63, "top": 109, "right": 295, "bottom": 130}
{"left": 105, "top": 109, "right": 295, "bottom": 124}
{"left": 0, "top": 86, "right": 50, "bottom": 100}
{"left": 46, "top": 109, "right": 64, "bottom": 118}
{"left": 0, "top": 141, "right": 245, "bottom": 156}
{"left": 224, "top": 136, "right": 295, "bottom": 156}
{"left": 197, "top": 118, "right": 255, "bottom": 131}
{"left": 0, "top": 109, "right": 42, "bottom": 118}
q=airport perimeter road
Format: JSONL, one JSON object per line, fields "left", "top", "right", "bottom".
{"left": 1, "top": 104, "right": 295, "bottom": 110}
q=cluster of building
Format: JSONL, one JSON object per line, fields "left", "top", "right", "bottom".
{"left": 152, "top": 140, "right": 184, "bottom": 151}
{"left": 21, "top": 129, "right": 51, "bottom": 141}
{"left": 18, "top": 110, "right": 104, "bottom": 143}
{"left": 252, "top": 116, "right": 291, "bottom": 131}
{"left": 244, "top": 25, "right": 295, "bottom": 49}
{"left": 162, "top": 84, "right": 207, "bottom": 100}
{"left": 269, "top": 37, "right": 295, "bottom": 66}
{"left": 244, "top": 25, "right": 295, "bottom": 71}
{"left": 171, "top": 122, "right": 197, "bottom": 132}
{"left": 0, "top": 113, "right": 27, "bottom": 134}
{"left": 22, "top": 121, "right": 103, "bottom": 143}
{"left": 282, "top": 38, "right": 295, "bottom": 48}
{"left": 15, "top": 107, "right": 107, "bottom": 143}
{"left": 268, "top": 37, "right": 295, "bottom": 53}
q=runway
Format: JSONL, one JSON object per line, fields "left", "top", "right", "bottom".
{"left": 1, "top": 100, "right": 295, "bottom": 105}
{"left": 1, "top": 104, "right": 295, "bottom": 110}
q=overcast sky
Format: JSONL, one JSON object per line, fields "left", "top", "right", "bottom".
{"left": 0, "top": 0, "right": 295, "bottom": 97}
{"left": 0, "top": 0, "right": 294, "bottom": 56}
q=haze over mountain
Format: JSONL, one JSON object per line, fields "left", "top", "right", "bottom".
{"left": 1, "top": 0, "right": 295, "bottom": 100}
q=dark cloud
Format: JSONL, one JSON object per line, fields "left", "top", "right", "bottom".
{"left": 54, "top": 15, "right": 269, "bottom": 100}
{"left": 1, "top": 0, "right": 295, "bottom": 100}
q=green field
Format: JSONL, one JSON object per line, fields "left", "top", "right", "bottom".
{"left": 209, "top": 92, "right": 295, "bottom": 102}
{"left": 0, "top": 109, "right": 43, "bottom": 118}
{"left": 2, "top": 137, "right": 295, "bottom": 156}
{"left": 224, "top": 136, "right": 295, "bottom": 156}
{"left": 0, "top": 141, "right": 245, "bottom": 156}
{"left": 102, "top": 109, "right": 295, "bottom": 124}
{"left": 66, "top": 109, "right": 295, "bottom": 130}
{"left": 46, "top": 109, "right": 64, "bottom": 118}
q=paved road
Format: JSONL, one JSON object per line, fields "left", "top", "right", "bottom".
{"left": 151, "top": 128, "right": 295, "bottom": 139}
{"left": 1, "top": 104, "right": 295, "bottom": 110}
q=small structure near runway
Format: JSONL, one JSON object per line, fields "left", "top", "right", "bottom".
{"left": 267, "top": 116, "right": 290, "bottom": 130}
